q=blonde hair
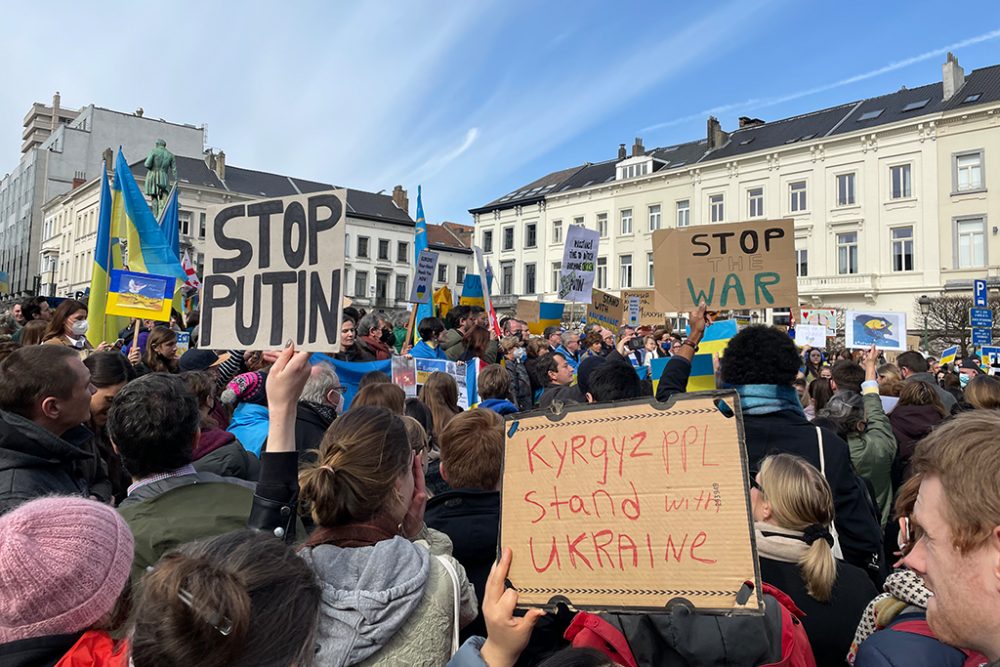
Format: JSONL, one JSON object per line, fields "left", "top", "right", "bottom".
{"left": 757, "top": 454, "right": 837, "bottom": 602}
{"left": 418, "top": 371, "right": 461, "bottom": 434}
{"left": 963, "top": 374, "right": 1000, "bottom": 410}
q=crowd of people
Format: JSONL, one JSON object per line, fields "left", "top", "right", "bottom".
{"left": 0, "top": 293, "right": 998, "bottom": 667}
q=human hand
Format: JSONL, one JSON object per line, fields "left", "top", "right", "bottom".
{"left": 260, "top": 350, "right": 282, "bottom": 366}
{"left": 127, "top": 345, "right": 141, "bottom": 365}
{"left": 95, "top": 342, "right": 112, "bottom": 352}
{"left": 265, "top": 343, "right": 311, "bottom": 417}
{"left": 402, "top": 452, "right": 428, "bottom": 539}
{"left": 864, "top": 344, "right": 878, "bottom": 381}
{"left": 480, "top": 548, "right": 546, "bottom": 667}
{"left": 688, "top": 303, "right": 708, "bottom": 342}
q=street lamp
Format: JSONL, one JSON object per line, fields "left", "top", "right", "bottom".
{"left": 918, "top": 294, "right": 933, "bottom": 353}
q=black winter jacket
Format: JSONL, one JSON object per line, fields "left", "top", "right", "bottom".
{"left": 0, "top": 410, "right": 90, "bottom": 515}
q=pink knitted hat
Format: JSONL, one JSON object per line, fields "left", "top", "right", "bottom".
{"left": 221, "top": 371, "right": 268, "bottom": 407}
{"left": 0, "top": 497, "right": 134, "bottom": 643}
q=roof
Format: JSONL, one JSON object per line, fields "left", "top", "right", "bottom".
{"left": 472, "top": 62, "right": 1000, "bottom": 213}
{"left": 427, "top": 222, "right": 473, "bottom": 254}
{"left": 130, "top": 156, "right": 413, "bottom": 226}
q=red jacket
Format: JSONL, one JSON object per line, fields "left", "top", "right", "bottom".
{"left": 55, "top": 631, "right": 129, "bottom": 667}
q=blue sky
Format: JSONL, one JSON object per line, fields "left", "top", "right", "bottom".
{"left": 1, "top": 1, "right": 999, "bottom": 225}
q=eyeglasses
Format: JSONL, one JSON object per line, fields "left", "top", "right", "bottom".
{"left": 749, "top": 477, "right": 764, "bottom": 494}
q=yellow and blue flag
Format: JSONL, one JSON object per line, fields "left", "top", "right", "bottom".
{"left": 526, "top": 303, "right": 566, "bottom": 335}
{"left": 86, "top": 166, "right": 125, "bottom": 346}
{"left": 460, "top": 274, "right": 485, "bottom": 307}
{"left": 939, "top": 345, "right": 958, "bottom": 366}
{"left": 106, "top": 269, "right": 175, "bottom": 321}
{"left": 433, "top": 285, "right": 453, "bottom": 320}
{"left": 412, "top": 186, "right": 433, "bottom": 343}
{"left": 687, "top": 320, "right": 738, "bottom": 391}
{"left": 157, "top": 183, "right": 181, "bottom": 261}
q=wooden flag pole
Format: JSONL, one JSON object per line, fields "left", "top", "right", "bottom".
{"left": 403, "top": 305, "right": 419, "bottom": 352}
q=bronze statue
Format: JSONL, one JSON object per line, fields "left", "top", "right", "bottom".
{"left": 144, "top": 139, "right": 177, "bottom": 219}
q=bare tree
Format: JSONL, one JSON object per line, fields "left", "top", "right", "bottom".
{"left": 918, "top": 295, "right": 1000, "bottom": 357}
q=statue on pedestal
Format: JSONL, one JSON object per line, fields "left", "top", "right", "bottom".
{"left": 144, "top": 139, "right": 177, "bottom": 219}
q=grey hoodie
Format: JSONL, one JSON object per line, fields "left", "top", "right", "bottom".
{"left": 302, "top": 536, "right": 431, "bottom": 666}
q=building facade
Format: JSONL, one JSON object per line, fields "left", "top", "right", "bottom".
{"left": 470, "top": 55, "right": 1000, "bottom": 327}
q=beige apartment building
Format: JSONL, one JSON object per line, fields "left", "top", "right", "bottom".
{"left": 470, "top": 55, "right": 1000, "bottom": 326}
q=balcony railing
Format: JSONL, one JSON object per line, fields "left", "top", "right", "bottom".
{"left": 798, "top": 273, "right": 878, "bottom": 293}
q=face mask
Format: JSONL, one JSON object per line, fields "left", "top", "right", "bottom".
{"left": 513, "top": 347, "right": 526, "bottom": 362}
{"left": 660, "top": 342, "right": 671, "bottom": 351}
{"left": 71, "top": 320, "right": 89, "bottom": 336}
{"left": 959, "top": 373, "right": 971, "bottom": 388}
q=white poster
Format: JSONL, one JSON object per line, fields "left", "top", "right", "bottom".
{"left": 559, "top": 225, "right": 600, "bottom": 302}
{"left": 845, "top": 310, "right": 908, "bottom": 351}
{"left": 408, "top": 249, "right": 439, "bottom": 304}
{"left": 627, "top": 295, "right": 641, "bottom": 327}
{"left": 794, "top": 324, "right": 827, "bottom": 349}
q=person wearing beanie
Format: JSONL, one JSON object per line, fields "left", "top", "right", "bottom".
{"left": 109, "top": 374, "right": 256, "bottom": 583}
{"left": 222, "top": 371, "right": 271, "bottom": 457}
{"left": 0, "top": 496, "right": 133, "bottom": 666}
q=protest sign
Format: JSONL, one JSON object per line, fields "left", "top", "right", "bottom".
{"left": 626, "top": 296, "right": 641, "bottom": 327}
{"left": 175, "top": 332, "right": 191, "bottom": 356}
{"left": 586, "top": 289, "right": 624, "bottom": 331}
{"left": 106, "top": 269, "right": 176, "bottom": 321}
{"left": 980, "top": 346, "right": 1000, "bottom": 372}
{"left": 408, "top": 249, "right": 439, "bottom": 304}
{"left": 414, "top": 358, "right": 471, "bottom": 408}
{"left": 800, "top": 308, "right": 837, "bottom": 336}
{"left": 794, "top": 324, "right": 828, "bottom": 349}
{"left": 517, "top": 300, "right": 565, "bottom": 335}
{"left": 559, "top": 226, "right": 600, "bottom": 302}
{"left": 392, "top": 355, "right": 418, "bottom": 397}
{"left": 500, "top": 393, "right": 762, "bottom": 613}
{"left": 652, "top": 219, "right": 797, "bottom": 313}
{"left": 845, "top": 310, "right": 907, "bottom": 351}
{"left": 201, "top": 190, "right": 346, "bottom": 351}
{"left": 620, "top": 290, "right": 668, "bottom": 327}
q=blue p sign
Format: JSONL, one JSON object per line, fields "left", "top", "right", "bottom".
{"left": 974, "top": 279, "right": 988, "bottom": 307}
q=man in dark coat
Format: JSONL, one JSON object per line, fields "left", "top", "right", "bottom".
{"left": 0, "top": 346, "right": 96, "bottom": 514}
{"left": 293, "top": 361, "right": 342, "bottom": 464}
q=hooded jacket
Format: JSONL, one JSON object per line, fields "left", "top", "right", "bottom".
{"left": 192, "top": 428, "right": 260, "bottom": 481}
{"left": 478, "top": 398, "right": 519, "bottom": 416}
{"left": 889, "top": 404, "right": 943, "bottom": 484}
{"left": 0, "top": 410, "right": 90, "bottom": 516}
{"left": 410, "top": 340, "right": 447, "bottom": 360}
{"left": 301, "top": 528, "right": 478, "bottom": 667}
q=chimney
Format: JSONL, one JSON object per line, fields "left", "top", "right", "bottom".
{"left": 50, "top": 91, "right": 61, "bottom": 131}
{"left": 392, "top": 185, "right": 409, "bottom": 214}
{"left": 942, "top": 52, "right": 965, "bottom": 101}
{"left": 204, "top": 148, "right": 216, "bottom": 170}
{"left": 71, "top": 170, "right": 85, "bottom": 189}
{"left": 738, "top": 116, "right": 765, "bottom": 128}
{"left": 707, "top": 116, "right": 729, "bottom": 150}
{"left": 631, "top": 137, "right": 645, "bottom": 157}
{"left": 617, "top": 143, "right": 627, "bottom": 160}
{"left": 215, "top": 150, "right": 226, "bottom": 180}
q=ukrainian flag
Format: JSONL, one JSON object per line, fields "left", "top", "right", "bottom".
{"left": 460, "top": 274, "right": 485, "bottom": 307}
{"left": 686, "top": 319, "right": 738, "bottom": 391}
{"left": 157, "top": 183, "right": 181, "bottom": 260}
{"left": 939, "top": 345, "right": 958, "bottom": 366}
{"left": 412, "top": 186, "right": 433, "bottom": 343}
{"left": 526, "top": 303, "right": 566, "bottom": 335}
{"left": 86, "top": 166, "right": 124, "bottom": 346}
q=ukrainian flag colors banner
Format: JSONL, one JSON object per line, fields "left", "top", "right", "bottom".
{"left": 412, "top": 186, "right": 433, "bottom": 344}
{"left": 459, "top": 274, "right": 484, "bottom": 307}
{"left": 685, "top": 319, "right": 738, "bottom": 391}
{"left": 106, "top": 269, "right": 175, "bottom": 321}
{"left": 157, "top": 183, "right": 181, "bottom": 260}
{"left": 86, "top": 166, "right": 124, "bottom": 347}
{"left": 939, "top": 345, "right": 958, "bottom": 366}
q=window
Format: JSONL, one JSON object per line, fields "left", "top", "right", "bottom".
{"left": 619, "top": 254, "right": 633, "bottom": 288}
{"left": 199, "top": 212, "right": 206, "bottom": 239}
{"left": 836, "top": 173, "right": 856, "bottom": 206}
{"left": 502, "top": 226, "right": 515, "bottom": 251}
{"left": 891, "top": 226, "right": 914, "bottom": 272}
{"left": 179, "top": 212, "right": 190, "bottom": 236}
{"left": 597, "top": 213, "right": 608, "bottom": 237}
{"left": 553, "top": 220, "right": 563, "bottom": 244}
{"left": 524, "top": 263, "right": 536, "bottom": 294}
{"left": 962, "top": 93, "right": 982, "bottom": 104}
{"left": 345, "top": 234, "right": 350, "bottom": 257}
{"left": 710, "top": 194, "right": 724, "bottom": 223}
{"left": 397, "top": 241, "right": 408, "bottom": 262}
{"left": 620, "top": 209, "right": 633, "bottom": 235}
{"left": 354, "top": 271, "right": 368, "bottom": 297}
{"left": 955, "top": 152, "right": 984, "bottom": 192}
{"left": 676, "top": 200, "right": 690, "bottom": 227}
{"left": 482, "top": 230, "right": 494, "bottom": 253}
{"left": 395, "top": 275, "right": 408, "bottom": 301}
{"left": 378, "top": 239, "right": 390, "bottom": 261}
{"left": 574, "top": 216, "right": 584, "bottom": 227}
{"left": 902, "top": 99, "right": 930, "bottom": 112}
{"left": 438, "top": 264, "right": 448, "bottom": 282}
{"left": 789, "top": 181, "right": 807, "bottom": 212}
{"left": 456, "top": 266, "right": 466, "bottom": 283}
{"left": 748, "top": 187, "right": 764, "bottom": 218}
{"left": 525, "top": 223, "right": 537, "bottom": 248}
{"left": 836, "top": 232, "right": 859, "bottom": 275}
{"left": 890, "top": 164, "right": 912, "bottom": 199}
{"left": 795, "top": 248, "right": 808, "bottom": 277}
{"left": 858, "top": 109, "right": 884, "bottom": 121}
{"left": 647, "top": 252, "right": 655, "bottom": 286}
{"left": 551, "top": 262, "right": 561, "bottom": 291}
{"left": 596, "top": 257, "right": 607, "bottom": 289}
{"left": 648, "top": 204, "right": 661, "bottom": 231}
{"left": 501, "top": 262, "right": 514, "bottom": 295}
{"left": 357, "top": 236, "right": 370, "bottom": 259}
{"left": 955, "top": 217, "right": 986, "bottom": 268}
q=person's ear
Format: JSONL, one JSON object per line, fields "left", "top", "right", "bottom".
{"left": 39, "top": 396, "right": 61, "bottom": 421}
{"left": 759, "top": 500, "right": 772, "bottom": 522}
{"left": 829, "top": 379, "right": 838, "bottom": 391}
{"left": 439, "top": 461, "right": 449, "bottom": 484}
{"left": 325, "top": 388, "right": 338, "bottom": 406}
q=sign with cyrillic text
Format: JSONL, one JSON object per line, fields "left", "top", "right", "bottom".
{"left": 499, "top": 393, "right": 762, "bottom": 613}
{"left": 201, "top": 190, "right": 346, "bottom": 351}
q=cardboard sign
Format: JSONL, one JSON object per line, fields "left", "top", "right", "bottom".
{"left": 800, "top": 308, "right": 837, "bottom": 336}
{"left": 979, "top": 346, "right": 1000, "bottom": 371}
{"left": 620, "top": 289, "right": 669, "bottom": 327}
{"left": 845, "top": 310, "right": 907, "bottom": 351}
{"left": 559, "top": 225, "right": 600, "bottom": 302}
{"left": 201, "top": 190, "right": 347, "bottom": 351}
{"left": 500, "top": 393, "right": 762, "bottom": 613}
{"left": 587, "top": 289, "right": 624, "bottom": 331}
{"left": 794, "top": 324, "right": 828, "bottom": 349}
{"left": 392, "top": 355, "right": 418, "bottom": 397}
{"left": 652, "top": 219, "right": 797, "bottom": 313}
{"left": 517, "top": 300, "right": 566, "bottom": 335}
{"left": 409, "top": 249, "right": 439, "bottom": 304}
{"left": 106, "top": 269, "right": 176, "bottom": 321}
{"left": 626, "top": 296, "right": 641, "bottom": 327}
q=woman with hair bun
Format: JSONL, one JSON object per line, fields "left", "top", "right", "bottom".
{"left": 298, "top": 405, "right": 477, "bottom": 665}
{"left": 752, "top": 453, "right": 879, "bottom": 667}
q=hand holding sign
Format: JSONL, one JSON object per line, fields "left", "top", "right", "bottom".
{"left": 480, "top": 548, "right": 546, "bottom": 667}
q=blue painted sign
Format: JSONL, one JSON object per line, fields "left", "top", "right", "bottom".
{"left": 970, "top": 307, "right": 993, "bottom": 329}
{"left": 972, "top": 327, "right": 993, "bottom": 346}
{"left": 974, "top": 279, "right": 988, "bottom": 307}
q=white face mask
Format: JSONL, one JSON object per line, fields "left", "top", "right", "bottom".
{"left": 71, "top": 319, "right": 89, "bottom": 336}
{"left": 513, "top": 347, "right": 526, "bottom": 362}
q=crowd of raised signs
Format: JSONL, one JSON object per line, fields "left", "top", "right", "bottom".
{"left": 0, "top": 294, "right": 998, "bottom": 667}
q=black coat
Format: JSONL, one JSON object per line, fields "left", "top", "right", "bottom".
{"left": 425, "top": 488, "right": 500, "bottom": 642}
{"left": 0, "top": 410, "right": 90, "bottom": 516}
{"left": 294, "top": 401, "right": 336, "bottom": 465}
{"left": 760, "top": 557, "right": 879, "bottom": 667}
{"left": 0, "top": 631, "right": 82, "bottom": 667}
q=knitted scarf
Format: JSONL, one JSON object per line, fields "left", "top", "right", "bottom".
{"left": 733, "top": 384, "right": 806, "bottom": 417}
{"left": 755, "top": 522, "right": 810, "bottom": 564}
{"left": 846, "top": 569, "right": 931, "bottom": 664}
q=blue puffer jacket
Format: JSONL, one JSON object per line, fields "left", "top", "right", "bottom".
{"left": 478, "top": 398, "right": 519, "bottom": 416}
{"left": 854, "top": 611, "right": 968, "bottom": 667}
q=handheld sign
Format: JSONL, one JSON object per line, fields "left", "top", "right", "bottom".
{"left": 620, "top": 289, "right": 668, "bottom": 327}
{"left": 409, "top": 249, "right": 439, "bottom": 304}
{"left": 653, "top": 219, "right": 797, "bottom": 313}
{"left": 559, "top": 226, "right": 600, "bottom": 302}
{"left": 586, "top": 289, "right": 624, "bottom": 331}
{"left": 106, "top": 269, "right": 176, "bottom": 321}
{"left": 500, "top": 393, "right": 762, "bottom": 614}
{"left": 516, "top": 299, "right": 565, "bottom": 335}
{"left": 800, "top": 308, "right": 838, "bottom": 336}
{"left": 845, "top": 310, "right": 907, "bottom": 351}
{"left": 794, "top": 324, "right": 827, "bottom": 349}
{"left": 626, "top": 295, "right": 641, "bottom": 327}
{"left": 201, "top": 190, "right": 346, "bottom": 351}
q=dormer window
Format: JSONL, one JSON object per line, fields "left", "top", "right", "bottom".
{"left": 616, "top": 155, "right": 663, "bottom": 181}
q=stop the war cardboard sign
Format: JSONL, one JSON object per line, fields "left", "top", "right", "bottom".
{"left": 652, "top": 219, "right": 797, "bottom": 313}
{"left": 201, "top": 190, "right": 347, "bottom": 351}
{"left": 500, "top": 393, "right": 762, "bottom": 613}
